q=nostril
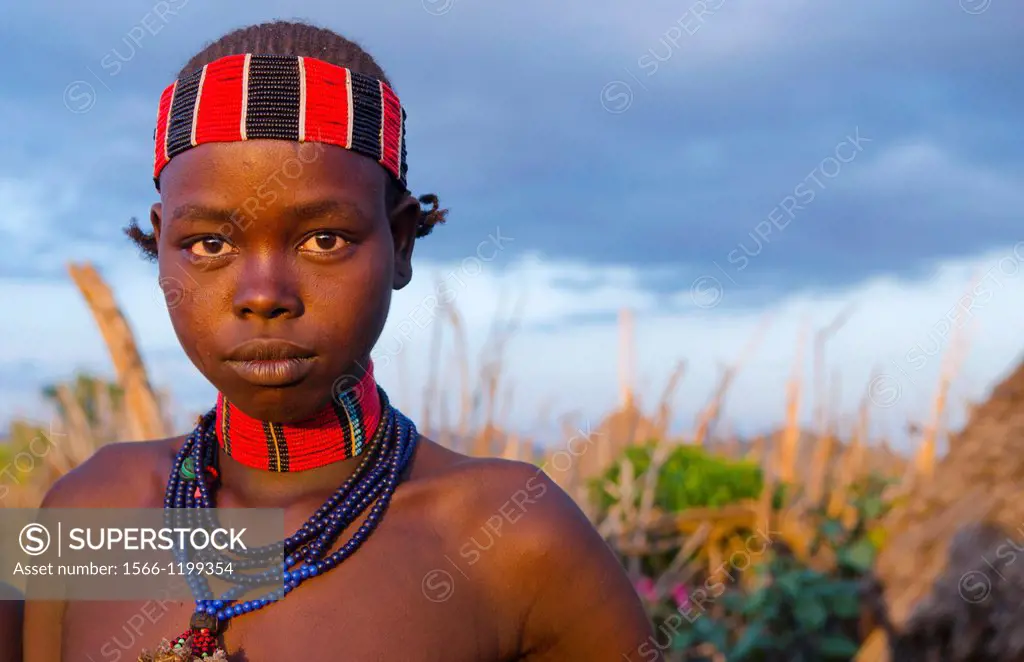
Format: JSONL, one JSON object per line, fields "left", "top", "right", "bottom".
{"left": 233, "top": 286, "right": 304, "bottom": 320}
{"left": 239, "top": 307, "right": 291, "bottom": 319}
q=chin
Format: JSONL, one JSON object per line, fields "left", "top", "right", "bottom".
{"left": 223, "top": 383, "right": 330, "bottom": 423}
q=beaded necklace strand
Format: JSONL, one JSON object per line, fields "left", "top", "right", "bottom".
{"left": 141, "top": 387, "right": 418, "bottom": 660}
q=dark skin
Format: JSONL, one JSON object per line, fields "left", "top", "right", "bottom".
{"left": 0, "top": 582, "right": 22, "bottom": 662}
{"left": 23, "top": 141, "right": 658, "bottom": 662}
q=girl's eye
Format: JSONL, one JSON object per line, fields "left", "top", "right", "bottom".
{"left": 188, "top": 238, "right": 235, "bottom": 258}
{"left": 299, "top": 232, "right": 347, "bottom": 254}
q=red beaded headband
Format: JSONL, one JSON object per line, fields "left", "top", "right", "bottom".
{"left": 153, "top": 53, "right": 408, "bottom": 190}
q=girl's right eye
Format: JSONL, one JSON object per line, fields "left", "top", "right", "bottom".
{"left": 188, "top": 237, "right": 236, "bottom": 258}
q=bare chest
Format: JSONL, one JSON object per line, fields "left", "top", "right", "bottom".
{"left": 61, "top": 529, "right": 508, "bottom": 662}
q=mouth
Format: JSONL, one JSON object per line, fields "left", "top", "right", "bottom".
{"left": 224, "top": 339, "right": 317, "bottom": 387}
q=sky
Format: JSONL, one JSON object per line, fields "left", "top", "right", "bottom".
{"left": 1, "top": 0, "right": 1022, "bottom": 450}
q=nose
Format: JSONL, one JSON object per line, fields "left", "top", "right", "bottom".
{"left": 232, "top": 257, "right": 304, "bottom": 320}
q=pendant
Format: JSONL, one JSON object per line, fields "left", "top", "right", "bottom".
{"left": 137, "top": 612, "right": 228, "bottom": 661}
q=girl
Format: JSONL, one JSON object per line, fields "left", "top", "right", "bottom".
{"left": 24, "top": 20, "right": 656, "bottom": 662}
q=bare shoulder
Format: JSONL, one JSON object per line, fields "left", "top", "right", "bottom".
{"left": 407, "top": 438, "right": 572, "bottom": 539}
{"left": 407, "top": 438, "right": 614, "bottom": 595}
{"left": 39, "top": 437, "right": 181, "bottom": 509}
{"left": 406, "top": 439, "right": 656, "bottom": 660}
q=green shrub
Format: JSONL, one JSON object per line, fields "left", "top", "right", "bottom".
{"left": 591, "top": 441, "right": 764, "bottom": 514}
{"left": 670, "top": 551, "right": 863, "bottom": 661}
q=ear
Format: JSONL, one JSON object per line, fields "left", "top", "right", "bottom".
{"left": 389, "top": 193, "right": 420, "bottom": 290}
{"left": 150, "top": 202, "right": 163, "bottom": 243}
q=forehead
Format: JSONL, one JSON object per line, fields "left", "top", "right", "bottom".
{"left": 158, "top": 140, "right": 388, "bottom": 211}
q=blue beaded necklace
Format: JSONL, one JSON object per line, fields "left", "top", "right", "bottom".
{"left": 149, "top": 387, "right": 418, "bottom": 659}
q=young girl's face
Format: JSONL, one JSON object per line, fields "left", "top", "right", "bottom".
{"left": 150, "top": 140, "right": 411, "bottom": 421}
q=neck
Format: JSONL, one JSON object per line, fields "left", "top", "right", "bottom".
{"left": 216, "top": 451, "right": 370, "bottom": 507}
{"left": 214, "top": 363, "right": 381, "bottom": 473}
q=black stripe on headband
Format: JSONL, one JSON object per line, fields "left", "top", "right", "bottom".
{"left": 246, "top": 55, "right": 301, "bottom": 141}
{"left": 350, "top": 72, "right": 384, "bottom": 163}
{"left": 165, "top": 69, "right": 203, "bottom": 158}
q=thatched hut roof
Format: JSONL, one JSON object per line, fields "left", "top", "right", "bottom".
{"left": 874, "top": 357, "right": 1024, "bottom": 630}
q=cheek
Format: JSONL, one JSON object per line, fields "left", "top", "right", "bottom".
{"left": 158, "top": 260, "right": 221, "bottom": 363}
{"left": 309, "top": 269, "right": 389, "bottom": 318}
{"left": 165, "top": 296, "right": 217, "bottom": 371}
{"left": 305, "top": 254, "right": 393, "bottom": 344}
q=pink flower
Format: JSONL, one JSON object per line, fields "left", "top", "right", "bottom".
{"left": 634, "top": 576, "right": 658, "bottom": 602}
{"left": 670, "top": 582, "right": 690, "bottom": 607}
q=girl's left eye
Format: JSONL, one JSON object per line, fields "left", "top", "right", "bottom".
{"left": 298, "top": 232, "right": 347, "bottom": 254}
{"left": 188, "top": 237, "right": 236, "bottom": 258}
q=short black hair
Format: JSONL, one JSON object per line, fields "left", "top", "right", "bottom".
{"left": 126, "top": 20, "right": 447, "bottom": 259}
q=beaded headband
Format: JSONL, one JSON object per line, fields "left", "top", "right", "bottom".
{"left": 153, "top": 53, "right": 408, "bottom": 190}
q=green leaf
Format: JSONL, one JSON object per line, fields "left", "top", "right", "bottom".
{"left": 797, "top": 568, "right": 825, "bottom": 585}
{"left": 691, "top": 615, "right": 718, "bottom": 637}
{"left": 721, "top": 590, "right": 747, "bottom": 613}
{"left": 775, "top": 629, "right": 795, "bottom": 650}
{"left": 812, "top": 578, "right": 849, "bottom": 595}
{"left": 817, "top": 633, "right": 860, "bottom": 658}
{"left": 820, "top": 519, "right": 846, "bottom": 544}
{"left": 692, "top": 616, "right": 729, "bottom": 653}
{"left": 837, "top": 538, "right": 876, "bottom": 573}
{"left": 794, "top": 597, "right": 828, "bottom": 631}
{"left": 730, "top": 622, "right": 765, "bottom": 660}
{"left": 671, "top": 629, "right": 697, "bottom": 651}
{"left": 861, "top": 495, "right": 884, "bottom": 520}
{"left": 741, "top": 587, "right": 770, "bottom": 616}
{"left": 830, "top": 590, "right": 862, "bottom": 618}
{"left": 776, "top": 572, "right": 802, "bottom": 599}
{"left": 762, "top": 595, "right": 782, "bottom": 621}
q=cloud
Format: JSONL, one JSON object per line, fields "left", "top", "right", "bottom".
{"left": 852, "top": 140, "right": 1024, "bottom": 214}
{"left": 1, "top": 0, "right": 1020, "bottom": 293}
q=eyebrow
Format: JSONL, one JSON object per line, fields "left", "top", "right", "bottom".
{"left": 285, "top": 199, "right": 366, "bottom": 223}
{"left": 169, "top": 203, "right": 236, "bottom": 223}
{"left": 168, "top": 199, "right": 367, "bottom": 224}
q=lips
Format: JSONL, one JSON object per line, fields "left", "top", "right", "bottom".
{"left": 224, "top": 339, "right": 317, "bottom": 387}
{"left": 226, "top": 339, "right": 315, "bottom": 362}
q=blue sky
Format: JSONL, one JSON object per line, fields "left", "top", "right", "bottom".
{"left": 2, "top": 0, "right": 1023, "bottom": 448}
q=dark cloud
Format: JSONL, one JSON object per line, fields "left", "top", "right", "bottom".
{"left": 0, "top": 0, "right": 1021, "bottom": 303}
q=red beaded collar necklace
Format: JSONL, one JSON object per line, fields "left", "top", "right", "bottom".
{"left": 215, "top": 362, "right": 381, "bottom": 472}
